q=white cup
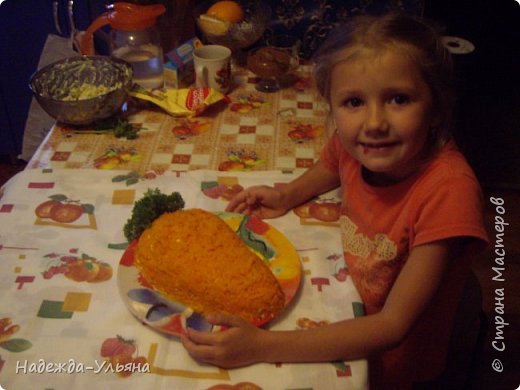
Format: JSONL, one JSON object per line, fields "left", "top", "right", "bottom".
{"left": 193, "top": 45, "right": 232, "bottom": 94}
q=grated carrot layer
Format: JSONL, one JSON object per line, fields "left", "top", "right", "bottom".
{"left": 135, "top": 209, "right": 285, "bottom": 322}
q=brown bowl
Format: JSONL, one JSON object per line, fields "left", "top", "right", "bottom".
{"left": 29, "top": 56, "right": 133, "bottom": 126}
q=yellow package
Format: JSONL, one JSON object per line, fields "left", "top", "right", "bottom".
{"left": 129, "top": 85, "right": 229, "bottom": 117}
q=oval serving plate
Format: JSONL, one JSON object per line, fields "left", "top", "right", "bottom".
{"left": 117, "top": 211, "right": 301, "bottom": 337}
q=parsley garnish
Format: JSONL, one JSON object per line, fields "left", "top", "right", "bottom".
{"left": 123, "top": 188, "right": 185, "bottom": 242}
{"left": 95, "top": 118, "right": 139, "bottom": 139}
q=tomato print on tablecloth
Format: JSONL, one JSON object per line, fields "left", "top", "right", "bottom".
{"left": 100, "top": 335, "right": 148, "bottom": 378}
{"left": 287, "top": 121, "right": 324, "bottom": 143}
{"left": 171, "top": 118, "right": 212, "bottom": 139}
{"left": 201, "top": 181, "right": 244, "bottom": 201}
{"left": 41, "top": 248, "right": 112, "bottom": 283}
{"left": 294, "top": 198, "right": 341, "bottom": 225}
{"left": 34, "top": 194, "right": 97, "bottom": 229}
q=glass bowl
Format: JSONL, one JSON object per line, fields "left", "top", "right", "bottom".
{"left": 194, "top": 0, "right": 271, "bottom": 51}
{"left": 29, "top": 56, "right": 133, "bottom": 126}
{"left": 247, "top": 46, "right": 299, "bottom": 92}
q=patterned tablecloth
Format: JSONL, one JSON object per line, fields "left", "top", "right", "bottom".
{"left": 0, "top": 168, "right": 367, "bottom": 389}
{"left": 27, "top": 65, "right": 331, "bottom": 175}
{"left": 1, "top": 64, "right": 368, "bottom": 389}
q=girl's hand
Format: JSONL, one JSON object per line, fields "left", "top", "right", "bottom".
{"left": 226, "top": 161, "right": 341, "bottom": 220}
{"left": 225, "top": 185, "right": 288, "bottom": 219}
{"left": 181, "top": 313, "right": 266, "bottom": 368}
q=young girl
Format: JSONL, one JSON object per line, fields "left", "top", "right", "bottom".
{"left": 181, "top": 13, "right": 488, "bottom": 388}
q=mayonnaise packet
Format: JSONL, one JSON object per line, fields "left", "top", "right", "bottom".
{"left": 129, "top": 85, "right": 229, "bottom": 117}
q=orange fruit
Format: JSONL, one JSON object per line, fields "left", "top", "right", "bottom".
{"left": 206, "top": 1, "right": 244, "bottom": 23}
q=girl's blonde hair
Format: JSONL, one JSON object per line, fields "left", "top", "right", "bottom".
{"left": 313, "top": 12, "right": 455, "bottom": 152}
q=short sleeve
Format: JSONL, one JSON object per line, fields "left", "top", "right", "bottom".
{"left": 320, "top": 132, "right": 342, "bottom": 173}
{"left": 412, "top": 172, "right": 489, "bottom": 248}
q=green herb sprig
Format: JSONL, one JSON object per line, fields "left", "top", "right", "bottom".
{"left": 123, "top": 188, "right": 185, "bottom": 242}
{"left": 95, "top": 118, "right": 139, "bottom": 139}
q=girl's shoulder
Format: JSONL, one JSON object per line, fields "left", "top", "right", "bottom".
{"left": 421, "top": 141, "right": 479, "bottom": 186}
{"left": 409, "top": 141, "right": 488, "bottom": 248}
{"left": 405, "top": 141, "right": 484, "bottom": 213}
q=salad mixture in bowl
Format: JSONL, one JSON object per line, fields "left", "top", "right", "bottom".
{"left": 29, "top": 55, "right": 133, "bottom": 126}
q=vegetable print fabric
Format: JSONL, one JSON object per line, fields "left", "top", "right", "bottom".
{"left": 0, "top": 169, "right": 367, "bottom": 389}
{"left": 27, "top": 65, "right": 330, "bottom": 176}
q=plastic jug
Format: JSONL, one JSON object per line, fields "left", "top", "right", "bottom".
{"left": 80, "top": 2, "right": 166, "bottom": 89}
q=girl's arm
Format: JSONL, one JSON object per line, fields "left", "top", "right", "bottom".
{"left": 226, "top": 160, "right": 340, "bottom": 218}
{"left": 181, "top": 238, "right": 466, "bottom": 367}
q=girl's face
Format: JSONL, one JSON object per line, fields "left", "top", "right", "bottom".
{"left": 329, "top": 49, "right": 436, "bottom": 185}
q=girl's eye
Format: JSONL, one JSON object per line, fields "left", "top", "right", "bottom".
{"left": 390, "top": 94, "right": 411, "bottom": 105}
{"left": 344, "top": 97, "right": 363, "bottom": 108}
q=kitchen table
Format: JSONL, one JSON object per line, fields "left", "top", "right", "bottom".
{"left": 27, "top": 65, "right": 330, "bottom": 175}
{"left": 1, "top": 63, "right": 368, "bottom": 389}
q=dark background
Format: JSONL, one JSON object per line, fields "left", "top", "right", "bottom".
{"left": 424, "top": 0, "right": 520, "bottom": 189}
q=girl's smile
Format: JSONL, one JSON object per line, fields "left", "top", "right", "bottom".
{"left": 330, "top": 49, "right": 436, "bottom": 185}
{"left": 359, "top": 141, "right": 401, "bottom": 155}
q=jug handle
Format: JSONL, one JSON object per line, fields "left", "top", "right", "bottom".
{"left": 79, "top": 14, "right": 111, "bottom": 55}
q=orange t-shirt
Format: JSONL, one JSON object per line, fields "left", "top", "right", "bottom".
{"left": 321, "top": 133, "right": 488, "bottom": 387}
